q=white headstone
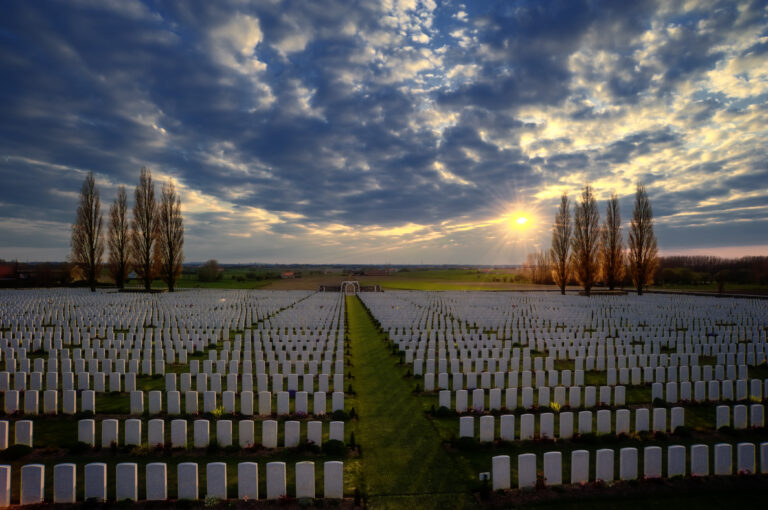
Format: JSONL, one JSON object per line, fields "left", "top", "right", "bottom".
{"left": 240, "top": 391, "right": 254, "bottom": 416}
{"left": 177, "top": 462, "right": 198, "bottom": 500}
{"left": 101, "top": 419, "right": 118, "bottom": 448}
{"left": 307, "top": 421, "right": 322, "bottom": 445}
{"left": 193, "top": 419, "right": 209, "bottom": 448}
{"left": 146, "top": 463, "right": 167, "bottom": 501}
{"left": 734, "top": 404, "right": 748, "bottom": 430}
{"left": 78, "top": 419, "right": 95, "bottom": 446}
{"left": 714, "top": 443, "right": 732, "bottom": 475}
{"left": 540, "top": 413, "right": 554, "bottom": 439}
{"left": 207, "top": 462, "right": 227, "bottom": 499}
{"left": 479, "top": 415, "right": 494, "bottom": 442}
{"left": 760, "top": 442, "right": 768, "bottom": 474}
{"left": 167, "top": 391, "right": 181, "bottom": 415}
{"left": 329, "top": 421, "right": 344, "bottom": 442}
{"left": 492, "top": 455, "right": 510, "bottom": 490}
{"left": 635, "top": 408, "right": 649, "bottom": 432}
{"left": 84, "top": 462, "right": 107, "bottom": 501}
{"left": 737, "top": 442, "right": 755, "bottom": 474}
{"left": 125, "top": 419, "right": 142, "bottom": 446}
{"left": 456, "top": 390, "right": 468, "bottom": 412}
{"left": 520, "top": 414, "right": 534, "bottom": 440}
{"left": 668, "top": 445, "right": 686, "bottom": 477}
{"left": 171, "top": 419, "right": 187, "bottom": 448}
{"left": 262, "top": 420, "right": 278, "bottom": 448}
{"left": 53, "top": 463, "right": 76, "bottom": 503}
{"left": 296, "top": 461, "right": 315, "bottom": 498}
{"left": 216, "top": 420, "right": 232, "bottom": 447}
{"left": 0, "top": 465, "right": 9, "bottom": 507}
{"left": 517, "top": 453, "right": 536, "bottom": 489}
{"left": 691, "top": 444, "right": 709, "bottom": 476}
{"left": 266, "top": 462, "right": 286, "bottom": 499}
{"left": 332, "top": 391, "right": 345, "bottom": 412}
{"left": 239, "top": 420, "right": 255, "bottom": 448}
{"left": 644, "top": 446, "right": 662, "bottom": 478}
{"left": 578, "top": 411, "right": 592, "bottom": 435}
{"left": 20, "top": 464, "right": 44, "bottom": 505}
{"left": 116, "top": 462, "right": 138, "bottom": 501}
{"left": 595, "top": 449, "right": 614, "bottom": 481}
{"left": 619, "top": 447, "right": 637, "bottom": 480}
{"left": 185, "top": 391, "right": 199, "bottom": 415}
{"left": 149, "top": 391, "right": 163, "bottom": 414}
{"left": 543, "top": 451, "right": 562, "bottom": 485}
{"left": 500, "top": 415, "right": 515, "bottom": 441}
{"left": 285, "top": 420, "right": 300, "bottom": 447}
{"left": 596, "top": 410, "right": 611, "bottom": 435}
{"left": 130, "top": 390, "right": 144, "bottom": 415}
{"left": 148, "top": 419, "right": 164, "bottom": 447}
{"left": 323, "top": 461, "right": 344, "bottom": 499}
{"left": 571, "top": 450, "right": 589, "bottom": 484}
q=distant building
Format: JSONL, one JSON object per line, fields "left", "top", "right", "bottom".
{"left": 362, "top": 269, "right": 391, "bottom": 276}
{"left": 281, "top": 271, "right": 295, "bottom": 279}
{"left": 0, "top": 262, "right": 18, "bottom": 281}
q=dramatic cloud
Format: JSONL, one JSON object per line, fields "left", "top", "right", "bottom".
{"left": 1, "top": 0, "right": 766, "bottom": 263}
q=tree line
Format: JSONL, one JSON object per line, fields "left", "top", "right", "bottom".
{"left": 70, "top": 167, "right": 184, "bottom": 292}
{"left": 533, "top": 184, "right": 659, "bottom": 296}
{"left": 656, "top": 255, "right": 768, "bottom": 289}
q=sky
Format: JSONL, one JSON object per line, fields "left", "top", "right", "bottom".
{"left": 0, "top": 0, "right": 766, "bottom": 265}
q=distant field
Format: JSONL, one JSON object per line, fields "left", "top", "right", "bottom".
{"left": 119, "top": 267, "right": 768, "bottom": 294}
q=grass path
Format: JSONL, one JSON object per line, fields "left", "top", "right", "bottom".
{"left": 346, "top": 296, "right": 478, "bottom": 510}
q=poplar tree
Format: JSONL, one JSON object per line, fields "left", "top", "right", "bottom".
{"left": 155, "top": 181, "right": 184, "bottom": 292}
{"left": 131, "top": 167, "right": 158, "bottom": 291}
{"left": 600, "top": 193, "right": 625, "bottom": 290}
{"left": 550, "top": 193, "right": 571, "bottom": 295}
{"left": 628, "top": 184, "right": 659, "bottom": 295}
{"left": 571, "top": 185, "right": 600, "bottom": 296}
{"left": 71, "top": 172, "right": 104, "bottom": 292}
{"left": 107, "top": 186, "right": 130, "bottom": 289}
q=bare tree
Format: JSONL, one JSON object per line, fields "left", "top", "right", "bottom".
{"left": 599, "top": 193, "right": 625, "bottom": 290}
{"left": 70, "top": 172, "right": 104, "bottom": 292}
{"left": 534, "top": 250, "right": 552, "bottom": 284}
{"left": 628, "top": 184, "right": 659, "bottom": 295}
{"left": 571, "top": 185, "right": 600, "bottom": 295}
{"left": 550, "top": 193, "right": 572, "bottom": 294}
{"left": 155, "top": 180, "right": 184, "bottom": 292}
{"left": 130, "top": 167, "right": 158, "bottom": 291}
{"left": 107, "top": 186, "right": 130, "bottom": 289}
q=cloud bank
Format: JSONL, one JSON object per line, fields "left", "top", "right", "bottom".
{"left": 1, "top": 0, "right": 766, "bottom": 263}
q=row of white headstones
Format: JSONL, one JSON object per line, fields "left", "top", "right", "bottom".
{"left": 1, "top": 460, "right": 344, "bottom": 505}
{"left": 2, "top": 387, "right": 345, "bottom": 416}
{"left": 491, "top": 442, "right": 768, "bottom": 489}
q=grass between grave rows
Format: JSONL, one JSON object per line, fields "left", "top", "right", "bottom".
{"left": 344, "top": 295, "right": 479, "bottom": 510}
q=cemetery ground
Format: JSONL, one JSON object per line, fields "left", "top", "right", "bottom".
{"left": 1, "top": 289, "right": 768, "bottom": 508}
{"left": 345, "top": 293, "right": 768, "bottom": 509}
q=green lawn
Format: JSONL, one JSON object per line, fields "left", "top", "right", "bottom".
{"left": 345, "top": 295, "right": 477, "bottom": 509}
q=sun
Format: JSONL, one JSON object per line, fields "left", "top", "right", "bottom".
{"left": 509, "top": 214, "right": 532, "bottom": 230}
